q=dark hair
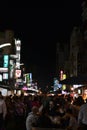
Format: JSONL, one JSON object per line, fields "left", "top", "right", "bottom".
{"left": 41, "top": 107, "right": 48, "bottom": 115}
{"left": 66, "top": 109, "right": 73, "bottom": 114}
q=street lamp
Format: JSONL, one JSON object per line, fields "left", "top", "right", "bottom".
{"left": 0, "top": 43, "right": 11, "bottom": 49}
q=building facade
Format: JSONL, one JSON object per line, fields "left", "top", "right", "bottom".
{"left": 69, "top": 27, "right": 83, "bottom": 77}
{"left": 0, "top": 30, "right": 15, "bottom": 54}
{"left": 56, "top": 42, "right": 69, "bottom": 78}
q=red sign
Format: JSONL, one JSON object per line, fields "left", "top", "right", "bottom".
{"left": 15, "top": 69, "right": 21, "bottom": 78}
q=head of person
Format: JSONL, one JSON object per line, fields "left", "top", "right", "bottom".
{"left": 32, "top": 106, "right": 39, "bottom": 115}
{"left": 49, "top": 100, "right": 54, "bottom": 108}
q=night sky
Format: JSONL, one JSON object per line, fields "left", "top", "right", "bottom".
{"left": 0, "top": 1, "right": 83, "bottom": 87}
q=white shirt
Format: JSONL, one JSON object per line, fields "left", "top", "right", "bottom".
{"left": 26, "top": 112, "right": 38, "bottom": 130}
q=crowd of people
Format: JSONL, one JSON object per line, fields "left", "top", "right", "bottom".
{"left": 0, "top": 91, "right": 87, "bottom": 130}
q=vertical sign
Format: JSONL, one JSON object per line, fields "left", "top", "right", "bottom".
{"left": 3, "top": 55, "right": 9, "bottom": 68}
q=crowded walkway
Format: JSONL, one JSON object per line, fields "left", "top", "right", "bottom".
{"left": 0, "top": 91, "right": 86, "bottom": 130}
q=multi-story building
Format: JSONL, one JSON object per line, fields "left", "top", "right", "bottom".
{"left": 0, "top": 30, "right": 22, "bottom": 91}
{"left": 0, "top": 30, "right": 15, "bottom": 54}
{"left": 69, "top": 27, "right": 83, "bottom": 76}
{"left": 79, "top": 0, "right": 87, "bottom": 76}
{"left": 56, "top": 42, "right": 69, "bottom": 78}
{"left": 66, "top": 0, "right": 87, "bottom": 77}
{"left": 69, "top": 0, "right": 87, "bottom": 77}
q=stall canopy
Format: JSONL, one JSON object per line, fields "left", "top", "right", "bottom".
{"left": 59, "top": 75, "right": 87, "bottom": 85}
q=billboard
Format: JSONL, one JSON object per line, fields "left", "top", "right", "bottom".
{"left": 15, "top": 69, "right": 21, "bottom": 78}
{"left": 54, "top": 78, "right": 62, "bottom": 91}
{"left": 9, "top": 60, "right": 15, "bottom": 78}
{"left": 3, "top": 55, "right": 9, "bottom": 68}
{"left": 3, "top": 73, "right": 8, "bottom": 80}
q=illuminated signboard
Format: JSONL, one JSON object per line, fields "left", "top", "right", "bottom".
{"left": 15, "top": 69, "right": 21, "bottom": 78}
{"left": 3, "top": 55, "right": 9, "bottom": 68}
{"left": 3, "top": 73, "right": 8, "bottom": 80}
{"left": 62, "top": 74, "right": 66, "bottom": 90}
{"left": 9, "top": 60, "right": 15, "bottom": 78}
{"left": 54, "top": 77, "right": 62, "bottom": 91}
{"left": 0, "top": 68, "right": 8, "bottom": 72}
{"left": 25, "top": 73, "right": 32, "bottom": 85}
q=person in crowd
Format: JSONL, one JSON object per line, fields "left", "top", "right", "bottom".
{"left": 14, "top": 96, "right": 26, "bottom": 130}
{"left": 65, "top": 108, "right": 77, "bottom": 130}
{"left": 31, "top": 96, "right": 40, "bottom": 108}
{"left": 35, "top": 107, "right": 53, "bottom": 128}
{"left": 0, "top": 91, "right": 7, "bottom": 130}
{"left": 78, "top": 98, "right": 87, "bottom": 129}
{"left": 46, "top": 100, "right": 57, "bottom": 117}
{"left": 5, "top": 95, "right": 15, "bottom": 130}
{"left": 26, "top": 106, "right": 39, "bottom": 130}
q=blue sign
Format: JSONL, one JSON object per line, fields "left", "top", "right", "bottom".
{"left": 3, "top": 55, "right": 9, "bottom": 68}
